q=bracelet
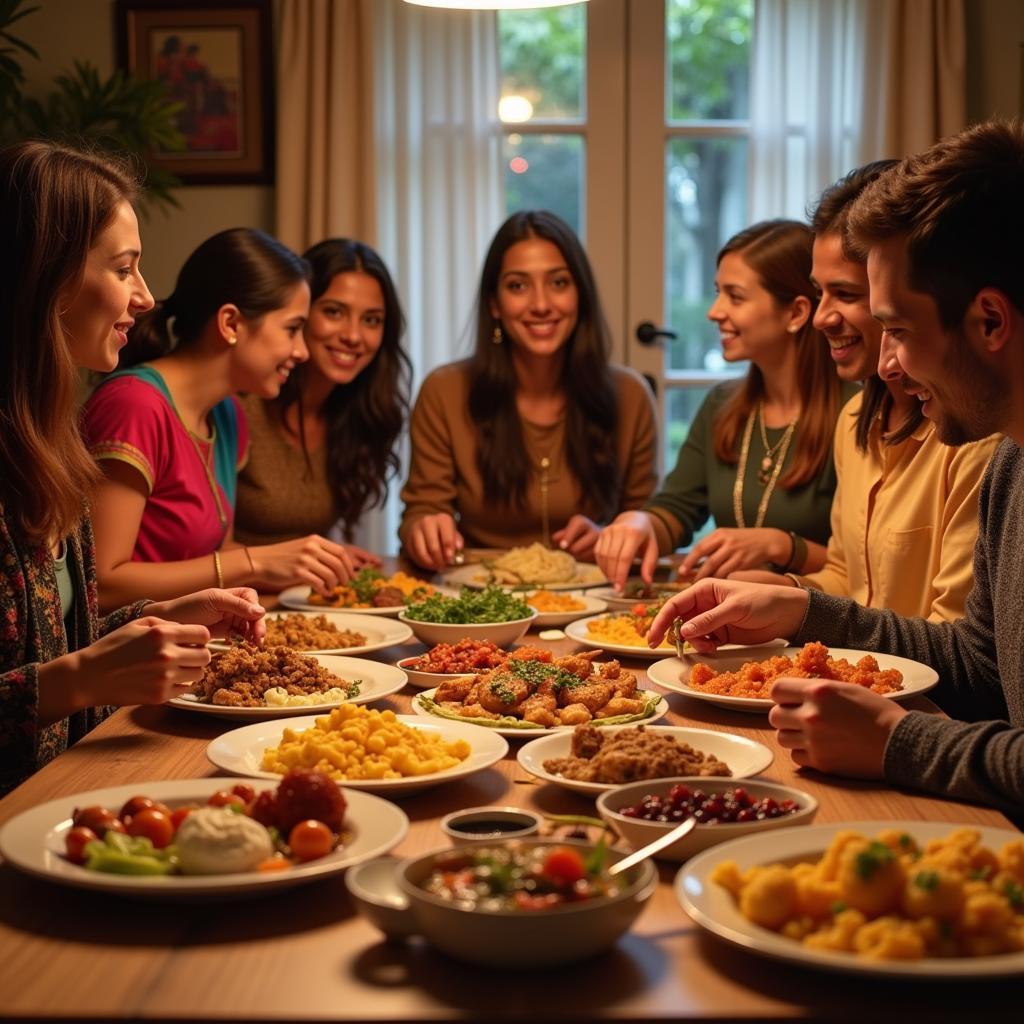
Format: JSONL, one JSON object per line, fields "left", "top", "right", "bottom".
{"left": 769, "top": 530, "right": 798, "bottom": 573}
{"left": 213, "top": 550, "right": 225, "bottom": 589}
{"left": 243, "top": 545, "right": 256, "bottom": 575}
{"left": 790, "top": 532, "right": 808, "bottom": 574}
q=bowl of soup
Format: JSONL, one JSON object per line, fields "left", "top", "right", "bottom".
{"left": 345, "top": 838, "right": 657, "bottom": 967}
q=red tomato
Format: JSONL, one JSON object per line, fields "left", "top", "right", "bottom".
{"left": 126, "top": 808, "right": 175, "bottom": 849}
{"left": 288, "top": 820, "right": 334, "bottom": 862}
{"left": 65, "top": 826, "right": 98, "bottom": 864}
{"left": 118, "top": 796, "right": 172, "bottom": 823}
{"left": 170, "top": 805, "right": 198, "bottom": 831}
{"left": 541, "top": 847, "right": 586, "bottom": 885}
{"left": 72, "top": 806, "right": 122, "bottom": 837}
{"left": 230, "top": 783, "right": 256, "bottom": 804}
{"left": 207, "top": 790, "right": 246, "bottom": 811}
{"left": 248, "top": 790, "right": 279, "bottom": 828}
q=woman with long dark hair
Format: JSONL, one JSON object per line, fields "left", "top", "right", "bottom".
{"left": 0, "top": 141, "right": 265, "bottom": 794}
{"left": 82, "top": 228, "right": 356, "bottom": 610}
{"left": 597, "top": 219, "right": 857, "bottom": 590}
{"left": 234, "top": 238, "right": 410, "bottom": 554}
{"left": 400, "top": 210, "right": 657, "bottom": 570}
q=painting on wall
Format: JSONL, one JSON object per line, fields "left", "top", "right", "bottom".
{"left": 117, "top": 0, "right": 274, "bottom": 184}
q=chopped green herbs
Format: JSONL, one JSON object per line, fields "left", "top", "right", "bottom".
{"left": 506, "top": 658, "right": 581, "bottom": 692}
{"left": 913, "top": 870, "right": 940, "bottom": 892}
{"left": 969, "top": 865, "right": 993, "bottom": 881}
{"left": 489, "top": 677, "right": 519, "bottom": 704}
{"left": 404, "top": 586, "right": 531, "bottom": 624}
{"left": 1004, "top": 880, "right": 1024, "bottom": 909}
{"left": 854, "top": 841, "right": 895, "bottom": 881}
{"left": 830, "top": 900, "right": 848, "bottom": 915}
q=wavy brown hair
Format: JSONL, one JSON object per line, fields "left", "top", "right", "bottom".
{"left": 468, "top": 210, "right": 620, "bottom": 519}
{"left": 810, "top": 159, "right": 921, "bottom": 452}
{"left": 272, "top": 239, "right": 411, "bottom": 539}
{"left": 712, "top": 220, "right": 841, "bottom": 489}
{"left": 0, "top": 141, "right": 138, "bottom": 544}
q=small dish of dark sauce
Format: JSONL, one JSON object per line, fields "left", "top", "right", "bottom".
{"left": 440, "top": 807, "right": 541, "bottom": 844}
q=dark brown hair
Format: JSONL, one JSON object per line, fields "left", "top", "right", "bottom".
{"left": 847, "top": 119, "right": 1024, "bottom": 326}
{"left": 712, "top": 220, "right": 841, "bottom": 488}
{"left": 0, "top": 141, "right": 138, "bottom": 544}
{"left": 468, "top": 210, "right": 620, "bottom": 518}
{"left": 273, "top": 239, "right": 411, "bottom": 539}
{"left": 120, "top": 227, "right": 309, "bottom": 366}
{"left": 810, "top": 160, "right": 922, "bottom": 451}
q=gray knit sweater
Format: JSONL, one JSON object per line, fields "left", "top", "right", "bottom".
{"left": 795, "top": 437, "right": 1021, "bottom": 817}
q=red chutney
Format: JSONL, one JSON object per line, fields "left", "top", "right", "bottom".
{"left": 408, "top": 638, "right": 509, "bottom": 674}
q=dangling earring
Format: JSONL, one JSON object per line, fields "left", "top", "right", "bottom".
{"left": 492, "top": 324, "right": 503, "bottom": 345}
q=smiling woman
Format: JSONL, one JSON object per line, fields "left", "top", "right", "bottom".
{"left": 80, "top": 228, "right": 360, "bottom": 611}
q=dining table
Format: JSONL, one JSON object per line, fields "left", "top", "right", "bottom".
{"left": 0, "top": 576, "right": 1021, "bottom": 1022}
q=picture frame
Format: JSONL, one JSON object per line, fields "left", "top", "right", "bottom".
{"left": 116, "top": 0, "right": 274, "bottom": 185}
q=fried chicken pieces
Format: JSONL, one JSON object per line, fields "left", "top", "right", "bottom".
{"left": 431, "top": 646, "right": 647, "bottom": 727}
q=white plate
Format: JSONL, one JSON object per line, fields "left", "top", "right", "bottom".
{"left": 167, "top": 655, "right": 409, "bottom": 720}
{"left": 564, "top": 614, "right": 676, "bottom": 660}
{"left": 588, "top": 582, "right": 694, "bottom": 611}
{"left": 443, "top": 562, "right": 607, "bottom": 592}
{"left": 206, "top": 714, "right": 508, "bottom": 795}
{"left": 210, "top": 611, "right": 412, "bottom": 656}
{"left": 677, "top": 820, "right": 1024, "bottom": 978}
{"left": 412, "top": 685, "right": 669, "bottom": 739}
{"left": 647, "top": 645, "right": 940, "bottom": 713}
{"left": 516, "top": 725, "right": 773, "bottom": 795}
{"left": 277, "top": 582, "right": 455, "bottom": 616}
{"left": 524, "top": 592, "right": 608, "bottom": 627}
{"left": 0, "top": 779, "right": 408, "bottom": 900}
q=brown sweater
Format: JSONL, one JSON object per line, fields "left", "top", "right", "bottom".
{"left": 399, "top": 361, "right": 658, "bottom": 550}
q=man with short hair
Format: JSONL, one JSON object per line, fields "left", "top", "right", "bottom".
{"left": 648, "top": 119, "right": 1024, "bottom": 815}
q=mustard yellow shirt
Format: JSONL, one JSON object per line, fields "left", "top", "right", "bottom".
{"left": 794, "top": 392, "right": 999, "bottom": 622}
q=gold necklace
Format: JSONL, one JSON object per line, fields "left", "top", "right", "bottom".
{"left": 757, "top": 402, "right": 794, "bottom": 485}
{"left": 733, "top": 405, "right": 798, "bottom": 529}
{"left": 538, "top": 454, "right": 552, "bottom": 547}
{"left": 187, "top": 427, "right": 229, "bottom": 535}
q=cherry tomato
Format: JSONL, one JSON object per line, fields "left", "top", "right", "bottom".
{"left": 118, "top": 796, "right": 172, "bottom": 824}
{"left": 541, "top": 847, "right": 586, "bottom": 885}
{"left": 126, "top": 808, "right": 175, "bottom": 849}
{"left": 72, "top": 805, "right": 123, "bottom": 837}
{"left": 288, "top": 820, "right": 334, "bottom": 862}
{"left": 65, "top": 826, "right": 98, "bottom": 864}
{"left": 207, "top": 790, "right": 246, "bottom": 811}
{"left": 230, "top": 783, "right": 256, "bottom": 804}
{"left": 170, "top": 805, "right": 199, "bottom": 831}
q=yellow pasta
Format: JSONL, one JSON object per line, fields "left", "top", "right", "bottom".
{"left": 585, "top": 613, "right": 673, "bottom": 649}
{"left": 260, "top": 703, "right": 471, "bottom": 781}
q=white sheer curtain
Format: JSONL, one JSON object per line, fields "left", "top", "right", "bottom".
{"left": 749, "top": 0, "right": 966, "bottom": 222}
{"left": 354, "top": 0, "right": 504, "bottom": 554}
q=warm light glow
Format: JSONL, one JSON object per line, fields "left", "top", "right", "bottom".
{"left": 498, "top": 95, "right": 534, "bottom": 123}
{"left": 509, "top": 156, "right": 529, "bottom": 174}
{"left": 404, "top": 1, "right": 586, "bottom": 9}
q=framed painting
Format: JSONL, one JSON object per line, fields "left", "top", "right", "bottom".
{"left": 117, "top": 0, "right": 274, "bottom": 184}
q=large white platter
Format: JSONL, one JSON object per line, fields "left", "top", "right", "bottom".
{"left": 206, "top": 714, "right": 508, "bottom": 795}
{"left": 564, "top": 614, "right": 676, "bottom": 660}
{"left": 516, "top": 725, "right": 773, "bottom": 796}
{"left": 647, "top": 645, "right": 940, "bottom": 713}
{"left": 412, "top": 686, "right": 669, "bottom": 739}
{"left": 524, "top": 592, "right": 608, "bottom": 627}
{"left": 168, "top": 654, "right": 408, "bottom": 721}
{"left": 677, "top": 820, "right": 1024, "bottom": 979}
{"left": 0, "top": 779, "right": 408, "bottom": 900}
{"left": 211, "top": 611, "right": 412, "bottom": 656}
{"left": 278, "top": 582, "right": 455, "bottom": 616}
{"left": 443, "top": 561, "right": 607, "bottom": 592}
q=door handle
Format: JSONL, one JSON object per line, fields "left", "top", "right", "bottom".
{"left": 635, "top": 321, "right": 678, "bottom": 346}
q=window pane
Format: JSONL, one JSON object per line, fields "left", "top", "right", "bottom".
{"left": 667, "top": 0, "right": 753, "bottom": 122}
{"left": 504, "top": 133, "right": 584, "bottom": 236}
{"left": 664, "top": 386, "right": 717, "bottom": 543}
{"left": 664, "top": 136, "right": 748, "bottom": 371}
{"left": 499, "top": 4, "right": 586, "bottom": 121}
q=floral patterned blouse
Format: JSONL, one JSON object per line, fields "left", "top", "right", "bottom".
{"left": 0, "top": 505, "right": 149, "bottom": 795}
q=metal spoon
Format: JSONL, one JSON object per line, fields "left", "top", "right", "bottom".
{"left": 608, "top": 815, "right": 697, "bottom": 876}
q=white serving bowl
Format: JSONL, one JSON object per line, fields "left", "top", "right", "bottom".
{"left": 397, "top": 610, "right": 537, "bottom": 648}
{"left": 596, "top": 777, "right": 818, "bottom": 863}
{"left": 346, "top": 837, "right": 657, "bottom": 967}
{"left": 394, "top": 657, "right": 475, "bottom": 691}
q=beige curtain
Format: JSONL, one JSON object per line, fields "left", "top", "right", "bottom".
{"left": 275, "top": 0, "right": 375, "bottom": 252}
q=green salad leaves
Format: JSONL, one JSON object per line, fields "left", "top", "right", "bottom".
{"left": 404, "top": 586, "right": 531, "bottom": 624}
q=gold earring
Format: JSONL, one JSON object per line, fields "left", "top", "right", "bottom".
{"left": 492, "top": 324, "right": 503, "bottom": 345}
{"left": 227, "top": 335, "right": 237, "bottom": 346}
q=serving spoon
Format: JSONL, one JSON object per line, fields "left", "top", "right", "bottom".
{"left": 608, "top": 815, "right": 697, "bottom": 876}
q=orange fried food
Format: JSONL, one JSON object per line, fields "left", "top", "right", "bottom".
{"left": 686, "top": 641, "right": 903, "bottom": 699}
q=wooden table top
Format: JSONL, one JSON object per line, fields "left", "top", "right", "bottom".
{"left": 1, "top": 624, "right": 1020, "bottom": 1021}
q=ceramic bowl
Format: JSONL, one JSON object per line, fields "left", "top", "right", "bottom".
{"left": 439, "top": 806, "right": 542, "bottom": 844}
{"left": 346, "top": 837, "right": 657, "bottom": 967}
{"left": 394, "top": 657, "right": 475, "bottom": 691}
{"left": 396, "top": 611, "right": 537, "bottom": 648}
{"left": 596, "top": 777, "right": 818, "bottom": 863}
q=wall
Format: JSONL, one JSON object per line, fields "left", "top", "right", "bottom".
{"left": 18, "top": 0, "right": 274, "bottom": 297}
{"left": 966, "top": 0, "right": 1024, "bottom": 122}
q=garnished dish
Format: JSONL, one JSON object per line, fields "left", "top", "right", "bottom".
{"left": 262, "top": 613, "right": 367, "bottom": 650}
{"left": 309, "top": 568, "right": 436, "bottom": 609}
{"left": 207, "top": 711, "right": 509, "bottom": 796}
{"left": 677, "top": 821, "right": 1024, "bottom": 978}
{"left": 564, "top": 611, "right": 672, "bottom": 660}
{"left": 525, "top": 590, "right": 608, "bottom": 627}
{"left": 446, "top": 544, "right": 606, "bottom": 591}
{"left": 647, "top": 643, "right": 939, "bottom": 714}
{"left": 517, "top": 725, "right": 774, "bottom": 795}
{"left": 403, "top": 639, "right": 510, "bottom": 674}
{"left": 414, "top": 647, "right": 666, "bottom": 733}
{"left": 403, "top": 586, "right": 530, "bottom": 624}
{"left": 0, "top": 777, "right": 409, "bottom": 898}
